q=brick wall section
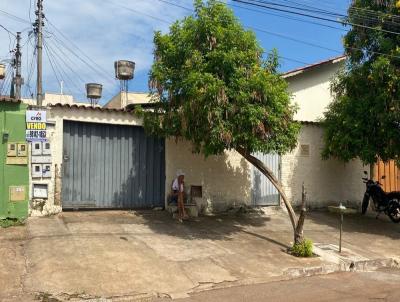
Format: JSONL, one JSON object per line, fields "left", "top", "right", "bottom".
{"left": 165, "top": 139, "right": 252, "bottom": 213}
{"left": 281, "top": 124, "right": 367, "bottom": 208}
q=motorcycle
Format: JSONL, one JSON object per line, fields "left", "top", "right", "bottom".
{"left": 361, "top": 171, "right": 400, "bottom": 223}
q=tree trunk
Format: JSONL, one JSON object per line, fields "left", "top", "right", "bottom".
{"left": 236, "top": 147, "right": 299, "bottom": 242}
{"left": 294, "top": 183, "right": 307, "bottom": 244}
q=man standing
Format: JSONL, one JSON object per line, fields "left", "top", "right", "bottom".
{"left": 171, "top": 170, "right": 188, "bottom": 222}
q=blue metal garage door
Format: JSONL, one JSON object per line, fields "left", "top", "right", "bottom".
{"left": 251, "top": 153, "right": 280, "bottom": 206}
{"left": 62, "top": 120, "right": 165, "bottom": 209}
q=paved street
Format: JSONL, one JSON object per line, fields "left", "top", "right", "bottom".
{"left": 0, "top": 209, "right": 399, "bottom": 301}
{"left": 158, "top": 269, "right": 400, "bottom": 302}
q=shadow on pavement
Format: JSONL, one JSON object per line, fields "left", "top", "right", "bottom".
{"left": 306, "top": 210, "right": 400, "bottom": 240}
{"left": 58, "top": 209, "right": 277, "bottom": 242}
{"left": 132, "top": 209, "right": 273, "bottom": 241}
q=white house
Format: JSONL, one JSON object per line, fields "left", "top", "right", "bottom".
{"left": 281, "top": 56, "right": 366, "bottom": 208}
{"left": 24, "top": 56, "right": 366, "bottom": 216}
{"left": 164, "top": 56, "right": 366, "bottom": 211}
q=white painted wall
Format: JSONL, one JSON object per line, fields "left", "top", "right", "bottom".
{"left": 281, "top": 124, "right": 367, "bottom": 208}
{"left": 286, "top": 59, "right": 345, "bottom": 122}
{"left": 165, "top": 139, "right": 251, "bottom": 213}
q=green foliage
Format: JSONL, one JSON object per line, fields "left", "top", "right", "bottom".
{"left": 143, "top": 0, "right": 299, "bottom": 157}
{"left": 291, "top": 238, "right": 313, "bottom": 257}
{"left": 0, "top": 218, "right": 25, "bottom": 228}
{"left": 323, "top": 1, "right": 400, "bottom": 164}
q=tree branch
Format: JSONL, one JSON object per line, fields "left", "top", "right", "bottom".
{"left": 236, "top": 146, "right": 298, "bottom": 233}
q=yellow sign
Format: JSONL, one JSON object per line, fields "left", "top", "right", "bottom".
{"left": 26, "top": 122, "right": 46, "bottom": 130}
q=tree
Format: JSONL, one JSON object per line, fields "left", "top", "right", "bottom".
{"left": 142, "top": 0, "right": 303, "bottom": 243}
{"left": 323, "top": 1, "right": 400, "bottom": 168}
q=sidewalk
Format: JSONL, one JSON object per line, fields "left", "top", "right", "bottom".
{"left": 0, "top": 208, "right": 399, "bottom": 301}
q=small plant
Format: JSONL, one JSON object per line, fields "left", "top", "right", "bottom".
{"left": 291, "top": 238, "right": 313, "bottom": 257}
{"left": 0, "top": 218, "right": 25, "bottom": 228}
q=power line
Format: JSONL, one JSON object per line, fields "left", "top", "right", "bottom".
{"left": 48, "top": 34, "right": 115, "bottom": 94}
{"left": 249, "top": 0, "right": 346, "bottom": 18}
{"left": 24, "top": 37, "right": 37, "bottom": 97}
{"left": 0, "top": 24, "right": 16, "bottom": 37}
{"left": 233, "top": 0, "right": 400, "bottom": 36}
{"left": 45, "top": 17, "right": 116, "bottom": 86}
{"left": 279, "top": 0, "right": 347, "bottom": 17}
{"left": 229, "top": 2, "right": 347, "bottom": 32}
{"left": 274, "top": 0, "right": 400, "bottom": 24}
{"left": 154, "top": 0, "right": 193, "bottom": 12}
{"left": 251, "top": 26, "right": 342, "bottom": 54}
{"left": 43, "top": 40, "right": 61, "bottom": 86}
{"left": 258, "top": 0, "right": 400, "bottom": 29}
{"left": 152, "top": 0, "right": 346, "bottom": 32}
{"left": 44, "top": 39, "right": 88, "bottom": 97}
{"left": 109, "top": 0, "right": 172, "bottom": 24}
{"left": 45, "top": 38, "right": 90, "bottom": 86}
{"left": 44, "top": 40, "right": 79, "bottom": 98}
{"left": 278, "top": 55, "right": 310, "bottom": 65}
{"left": 0, "top": 65, "right": 13, "bottom": 96}
{"left": 0, "top": 9, "right": 31, "bottom": 24}
{"left": 146, "top": 0, "right": 400, "bottom": 60}
{"left": 128, "top": 0, "right": 315, "bottom": 66}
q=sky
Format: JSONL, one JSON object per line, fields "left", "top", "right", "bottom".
{"left": 0, "top": 0, "right": 351, "bottom": 104}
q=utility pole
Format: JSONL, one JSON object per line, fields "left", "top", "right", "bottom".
{"left": 34, "top": 0, "right": 44, "bottom": 106}
{"left": 13, "top": 32, "right": 23, "bottom": 100}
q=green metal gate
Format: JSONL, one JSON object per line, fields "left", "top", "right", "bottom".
{"left": 0, "top": 99, "right": 29, "bottom": 219}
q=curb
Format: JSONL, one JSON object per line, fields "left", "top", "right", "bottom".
{"left": 181, "top": 258, "right": 400, "bottom": 301}
{"left": 284, "top": 257, "right": 399, "bottom": 279}
{"left": 40, "top": 258, "right": 400, "bottom": 301}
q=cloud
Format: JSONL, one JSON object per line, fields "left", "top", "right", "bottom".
{"left": 0, "top": 0, "right": 192, "bottom": 103}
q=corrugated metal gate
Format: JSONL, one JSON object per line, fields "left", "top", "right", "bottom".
{"left": 251, "top": 153, "right": 280, "bottom": 206}
{"left": 62, "top": 120, "right": 165, "bottom": 209}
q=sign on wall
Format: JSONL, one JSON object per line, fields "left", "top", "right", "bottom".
{"left": 26, "top": 110, "right": 47, "bottom": 141}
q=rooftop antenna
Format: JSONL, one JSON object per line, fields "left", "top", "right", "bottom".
{"left": 59, "top": 80, "right": 63, "bottom": 103}
{"left": 114, "top": 60, "right": 135, "bottom": 108}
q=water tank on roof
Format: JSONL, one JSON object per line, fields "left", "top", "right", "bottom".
{"left": 86, "top": 83, "right": 102, "bottom": 99}
{"left": 0, "top": 64, "right": 5, "bottom": 80}
{"left": 114, "top": 60, "right": 135, "bottom": 80}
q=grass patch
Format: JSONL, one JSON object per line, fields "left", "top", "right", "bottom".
{"left": 0, "top": 218, "right": 25, "bottom": 228}
{"left": 291, "top": 238, "right": 314, "bottom": 257}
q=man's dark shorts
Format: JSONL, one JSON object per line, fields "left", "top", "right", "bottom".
{"left": 169, "top": 190, "right": 179, "bottom": 204}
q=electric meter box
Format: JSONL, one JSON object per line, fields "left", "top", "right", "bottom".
{"left": 7, "top": 143, "right": 17, "bottom": 157}
{"left": 31, "top": 164, "right": 42, "bottom": 178}
{"left": 32, "top": 142, "right": 42, "bottom": 155}
{"left": 42, "top": 164, "right": 51, "bottom": 178}
{"left": 42, "top": 142, "right": 51, "bottom": 155}
{"left": 32, "top": 184, "right": 48, "bottom": 199}
{"left": 17, "top": 143, "right": 27, "bottom": 157}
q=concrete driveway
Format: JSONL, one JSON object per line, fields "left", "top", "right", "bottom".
{"left": 1, "top": 209, "right": 399, "bottom": 301}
